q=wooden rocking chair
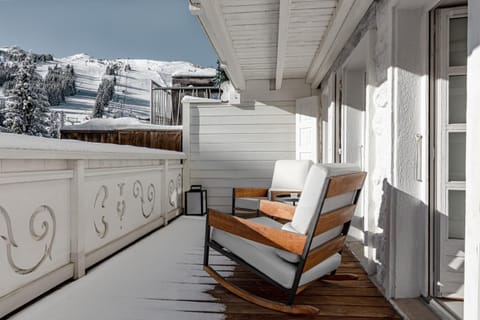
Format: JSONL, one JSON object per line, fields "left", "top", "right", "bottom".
{"left": 203, "top": 163, "right": 367, "bottom": 314}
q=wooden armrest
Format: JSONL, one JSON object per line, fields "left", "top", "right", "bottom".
{"left": 303, "top": 235, "right": 346, "bottom": 272}
{"left": 259, "top": 200, "right": 296, "bottom": 221}
{"left": 233, "top": 188, "right": 269, "bottom": 198}
{"left": 208, "top": 209, "right": 306, "bottom": 255}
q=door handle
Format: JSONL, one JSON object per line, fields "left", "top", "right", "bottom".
{"left": 359, "top": 145, "right": 364, "bottom": 169}
{"left": 416, "top": 134, "right": 423, "bottom": 182}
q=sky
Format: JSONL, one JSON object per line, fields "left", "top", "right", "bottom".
{"left": 0, "top": 0, "right": 218, "bottom": 67}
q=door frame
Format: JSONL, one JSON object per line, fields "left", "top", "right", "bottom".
{"left": 429, "top": 5, "right": 468, "bottom": 301}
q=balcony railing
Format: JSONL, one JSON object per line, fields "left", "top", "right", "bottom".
{"left": 150, "top": 80, "right": 221, "bottom": 125}
{"left": 0, "top": 134, "right": 185, "bottom": 318}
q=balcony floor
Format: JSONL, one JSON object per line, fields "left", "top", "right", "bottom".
{"left": 9, "top": 216, "right": 400, "bottom": 320}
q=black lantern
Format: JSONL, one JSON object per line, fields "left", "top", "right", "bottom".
{"left": 185, "top": 185, "right": 207, "bottom": 216}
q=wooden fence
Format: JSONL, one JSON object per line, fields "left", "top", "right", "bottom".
{"left": 61, "top": 129, "right": 182, "bottom": 152}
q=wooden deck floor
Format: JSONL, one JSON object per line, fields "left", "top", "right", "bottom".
{"left": 10, "top": 217, "right": 401, "bottom": 320}
{"left": 205, "top": 249, "right": 401, "bottom": 319}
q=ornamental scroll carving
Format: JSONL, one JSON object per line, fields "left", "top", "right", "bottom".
{"left": 116, "top": 183, "right": 126, "bottom": 227}
{"left": 0, "top": 205, "right": 56, "bottom": 275}
{"left": 168, "top": 179, "right": 176, "bottom": 207}
{"left": 176, "top": 174, "right": 182, "bottom": 209}
{"left": 133, "top": 180, "right": 155, "bottom": 219}
{"left": 168, "top": 174, "right": 182, "bottom": 208}
{"left": 93, "top": 185, "right": 109, "bottom": 239}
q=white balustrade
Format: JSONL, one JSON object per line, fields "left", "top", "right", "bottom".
{"left": 0, "top": 134, "right": 185, "bottom": 317}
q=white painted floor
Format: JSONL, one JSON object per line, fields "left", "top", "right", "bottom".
{"left": 8, "top": 216, "right": 231, "bottom": 320}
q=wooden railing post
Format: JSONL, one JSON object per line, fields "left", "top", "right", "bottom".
{"left": 70, "top": 160, "right": 86, "bottom": 279}
{"left": 163, "top": 159, "right": 169, "bottom": 226}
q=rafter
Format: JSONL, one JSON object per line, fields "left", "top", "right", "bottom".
{"left": 306, "top": 0, "right": 373, "bottom": 88}
{"left": 275, "top": 0, "right": 291, "bottom": 90}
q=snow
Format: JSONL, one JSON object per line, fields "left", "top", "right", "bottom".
{"left": 172, "top": 68, "right": 216, "bottom": 78}
{"left": 61, "top": 117, "right": 182, "bottom": 131}
{"left": 9, "top": 216, "right": 227, "bottom": 320}
{"left": 0, "top": 132, "right": 185, "bottom": 159}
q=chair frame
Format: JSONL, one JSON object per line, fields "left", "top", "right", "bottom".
{"left": 204, "top": 172, "right": 367, "bottom": 314}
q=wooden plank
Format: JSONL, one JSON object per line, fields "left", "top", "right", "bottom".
{"left": 314, "top": 205, "right": 357, "bottom": 237}
{"left": 191, "top": 170, "right": 273, "bottom": 179}
{"left": 193, "top": 105, "right": 295, "bottom": 115}
{"left": 190, "top": 142, "right": 294, "bottom": 153}
{"left": 275, "top": 0, "right": 290, "bottom": 89}
{"left": 190, "top": 160, "right": 274, "bottom": 171}
{"left": 208, "top": 209, "right": 306, "bottom": 255}
{"left": 223, "top": 0, "right": 277, "bottom": 6}
{"left": 234, "top": 188, "right": 268, "bottom": 198}
{"left": 191, "top": 133, "right": 295, "bottom": 144}
{"left": 259, "top": 200, "right": 296, "bottom": 221}
{"left": 190, "top": 152, "right": 294, "bottom": 161}
{"left": 316, "top": 305, "right": 401, "bottom": 318}
{"left": 190, "top": 124, "right": 295, "bottom": 134}
{"left": 223, "top": 3, "right": 279, "bottom": 14}
{"left": 303, "top": 236, "right": 346, "bottom": 272}
{"left": 326, "top": 172, "right": 367, "bottom": 198}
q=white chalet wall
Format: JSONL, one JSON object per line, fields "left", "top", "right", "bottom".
{"left": 183, "top": 79, "right": 312, "bottom": 213}
{"left": 319, "top": 0, "right": 435, "bottom": 299}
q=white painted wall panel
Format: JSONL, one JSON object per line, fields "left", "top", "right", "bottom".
{"left": 0, "top": 178, "right": 71, "bottom": 297}
{"left": 187, "top": 101, "right": 296, "bottom": 212}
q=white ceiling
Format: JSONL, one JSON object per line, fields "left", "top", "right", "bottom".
{"left": 221, "top": 0, "right": 337, "bottom": 81}
{"left": 191, "top": 0, "right": 373, "bottom": 90}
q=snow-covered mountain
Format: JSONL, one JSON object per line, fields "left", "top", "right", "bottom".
{"left": 0, "top": 47, "right": 216, "bottom": 124}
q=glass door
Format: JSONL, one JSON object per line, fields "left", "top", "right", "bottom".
{"left": 434, "top": 6, "right": 467, "bottom": 305}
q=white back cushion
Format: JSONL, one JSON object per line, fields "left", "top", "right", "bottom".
{"left": 291, "top": 163, "right": 361, "bottom": 234}
{"left": 270, "top": 160, "right": 313, "bottom": 191}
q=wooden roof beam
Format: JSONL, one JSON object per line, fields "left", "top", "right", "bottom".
{"left": 275, "top": 0, "right": 291, "bottom": 90}
{"left": 190, "top": 0, "right": 246, "bottom": 90}
{"left": 305, "top": 0, "right": 373, "bottom": 88}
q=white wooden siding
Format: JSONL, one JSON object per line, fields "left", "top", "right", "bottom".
{"left": 187, "top": 102, "right": 296, "bottom": 212}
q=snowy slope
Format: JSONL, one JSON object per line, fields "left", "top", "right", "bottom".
{"left": 0, "top": 48, "right": 215, "bottom": 125}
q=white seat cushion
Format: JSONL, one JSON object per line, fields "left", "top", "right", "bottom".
{"left": 291, "top": 163, "right": 360, "bottom": 234}
{"left": 235, "top": 197, "right": 267, "bottom": 211}
{"left": 211, "top": 217, "right": 341, "bottom": 289}
{"left": 270, "top": 160, "right": 313, "bottom": 191}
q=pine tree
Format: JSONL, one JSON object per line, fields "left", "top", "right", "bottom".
{"left": 93, "top": 79, "right": 115, "bottom": 118}
{"left": 3, "top": 56, "right": 51, "bottom": 137}
{"left": 213, "top": 60, "right": 228, "bottom": 87}
{"left": 0, "top": 98, "right": 5, "bottom": 130}
{"left": 92, "top": 81, "right": 105, "bottom": 118}
{"left": 45, "top": 64, "right": 76, "bottom": 106}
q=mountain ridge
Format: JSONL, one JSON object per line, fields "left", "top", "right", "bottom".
{"left": 0, "top": 47, "right": 216, "bottom": 124}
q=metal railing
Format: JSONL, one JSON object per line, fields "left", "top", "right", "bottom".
{"left": 150, "top": 80, "right": 221, "bottom": 125}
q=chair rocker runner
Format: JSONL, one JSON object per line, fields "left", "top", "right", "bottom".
{"left": 203, "top": 164, "right": 367, "bottom": 314}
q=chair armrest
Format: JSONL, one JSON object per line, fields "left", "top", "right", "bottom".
{"left": 208, "top": 209, "right": 306, "bottom": 255}
{"left": 259, "top": 200, "right": 296, "bottom": 221}
{"left": 270, "top": 190, "right": 302, "bottom": 201}
{"left": 233, "top": 188, "right": 269, "bottom": 198}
